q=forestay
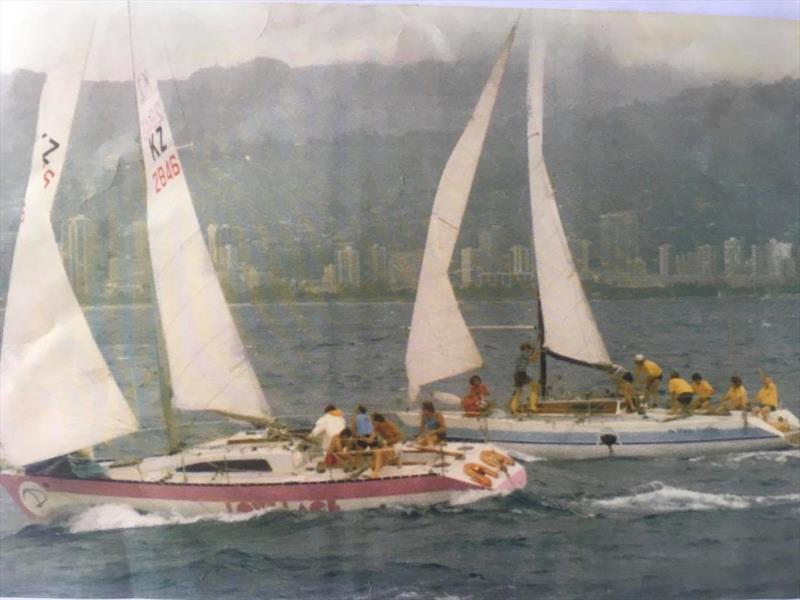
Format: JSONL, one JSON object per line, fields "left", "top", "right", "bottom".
{"left": 0, "top": 23, "right": 139, "bottom": 467}
{"left": 406, "top": 26, "right": 516, "bottom": 401}
{"left": 527, "top": 41, "right": 611, "bottom": 369}
{"left": 130, "top": 13, "right": 269, "bottom": 419}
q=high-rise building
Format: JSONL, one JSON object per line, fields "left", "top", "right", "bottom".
{"left": 321, "top": 263, "right": 337, "bottom": 293}
{"left": 723, "top": 237, "right": 743, "bottom": 277}
{"left": 242, "top": 265, "right": 261, "bottom": 292}
{"left": 65, "top": 215, "right": 99, "bottom": 298}
{"left": 367, "top": 243, "right": 389, "bottom": 285}
{"left": 132, "top": 220, "right": 148, "bottom": 262}
{"left": 478, "top": 225, "right": 504, "bottom": 272}
{"left": 107, "top": 257, "right": 124, "bottom": 289}
{"left": 658, "top": 244, "right": 672, "bottom": 277}
{"left": 697, "top": 245, "right": 716, "bottom": 276}
{"left": 207, "top": 224, "right": 219, "bottom": 267}
{"left": 336, "top": 245, "right": 360, "bottom": 288}
{"left": 766, "top": 238, "right": 793, "bottom": 278}
{"left": 510, "top": 245, "right": 531, "bottom": 275}
{"left": 749, "top": 244, "right": 767, "bottom": 277}
{"left": 105, "top": 256, "right": 147, "bottom": 298}
{"left": 599, "top": 211, "right": 639, "bottom": 272}
{"left": 569, "top": 239, "right": 591, "bottom": 274}
{"left": 231, "top": 226, "right": 247, "bottom": 262}
{"left": 461, "top": 247, "right": 482, "bottom": 287}
{"left": 389, "top": 250, "right": 423, "bottom": 290}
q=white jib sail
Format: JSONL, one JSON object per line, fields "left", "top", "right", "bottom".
{"left": 130, "top": 28, "right": 269, "bottom": 419}
{"left": 406, "top": 26, "right": 517, "bottom": 401}
{"left": 0, "top": 24, "right": 139, "bottom": 467}
{"left": 527, "top": 40, "right": 611, "bottom": 368}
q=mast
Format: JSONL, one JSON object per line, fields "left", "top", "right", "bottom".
{"left": 537, "top": 297, "right": 547, "bottom": 398}
{"left": 127, "top": 1, "right": 181, "bottom": 453}
{"left": 147, "top": 249, "right": 181, "bottom": 453}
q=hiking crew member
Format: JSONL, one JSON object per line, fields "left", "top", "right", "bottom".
{"left": 310, "top": 404, "right": 346, "bottom": 450}
{"left": 351, "top": 405, "right": 376, "bottom": 446}
{"left": 463, "top": 375, "right": 490, "bottom": 416}
{"left": 690, "top": 373, "right": 715, "bottom": 410}
{"left": 619, "top": 372, "right": 637, "bottom": 413}
{"left": 417, "top": 400, "right": 446, "bottom": 446}
{"left": 754, "top": 373, "right": 779, "bottom": 419}
{"left": 721, "top": 376, "right": 748, "bottom": 410}
{"left": 372, "top": 414, "right": 404, "bottom": 446}
{"left": 509, "top": 342, "right": 540, "bottom": 414}
{"left": 667, "top": 372, "right": 694, "bottom": 413}
{"left": 371, "top": 413, "right": 405, "bottom": 478}
{"left": 326, "top": 427, "right": 357, "bottom": 468}
{"left": 634, "top": 354, "right": 662, "bottom": 407}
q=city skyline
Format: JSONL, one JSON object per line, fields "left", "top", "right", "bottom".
{"left": 55, "top": 210, "right": 799, "bottom": 303}
{"left": 3, "top": 36, "right": 798, "bottom": 303}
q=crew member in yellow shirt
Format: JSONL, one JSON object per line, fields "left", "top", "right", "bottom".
{"left": 754, "top": 372, "right": 778, "bottom": 419}
{"left": 721, "top": 376, "right": 748, "bottom": 411}
{"left": 667, "top": 371, "right": 694, "bottom": 413}
{"left": 690, "top": 373, "right": 715, "bottom": 411}
{"left": 634, "top": 354, "right": 662, "bottom": 407}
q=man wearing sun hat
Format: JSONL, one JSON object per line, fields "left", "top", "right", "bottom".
{"left": 633, "top": 354, "right": 662, "bottom": 407}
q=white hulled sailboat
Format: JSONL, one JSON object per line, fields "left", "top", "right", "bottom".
{"left": 0, "top": 9, "right": 525, "bottom": 522}
{"left": 398, "top": 30, "right": 799, "bottom": 459}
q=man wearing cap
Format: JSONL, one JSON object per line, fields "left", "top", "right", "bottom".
{"left": 633, "top": 354, "right": 662, "bottom": 407}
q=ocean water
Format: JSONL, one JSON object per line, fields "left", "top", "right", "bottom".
{"left": 1, "top": 297, "right": 799, "bottom": 599}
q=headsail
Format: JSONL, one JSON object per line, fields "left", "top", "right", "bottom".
{"left": 130, "top": 12, "right": 270, "bottom": 419}
{"left": 406, "top": 26, "right": 517, "bottom": 401}
{"left": 527, "top": 41, "right": 611, "bottom": 369}
{"left": 0, "top": 23, "right": 139, "bottom": 467}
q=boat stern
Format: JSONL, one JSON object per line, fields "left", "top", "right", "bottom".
{"left": 440, "top": 443, "right": 527, "bottom": 494}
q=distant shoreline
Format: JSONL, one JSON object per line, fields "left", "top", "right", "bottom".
{"left": 3, "top": 286, "right": 797, "bottom": 310}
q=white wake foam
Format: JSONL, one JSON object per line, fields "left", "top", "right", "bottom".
{"left": 587, "top": 481, "right": 800, "bottom": 514}
{"left": 68, "top": 503, "right": 274, "bottom": 533}
{"left": 448, "top": 488, "right": 498, "bottom": 507}
{"left": 505, "top": 448, "right": 546, "bottom": 463}
{"left": 726, "top": 449, "right": 800, "bottom": 464}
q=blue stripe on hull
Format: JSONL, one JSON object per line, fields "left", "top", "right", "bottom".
{"left": 447, "top": 426, "right": 780, "bottom": 447}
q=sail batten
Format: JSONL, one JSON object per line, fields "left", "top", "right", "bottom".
{"left": 0, "top": 23, "right": 139, "bottom": 467}
{"left": 406, "top": 26, "right": 517, "bottom": 401}
{"left": 527, "top": 41, "right": 612, "bottom": 369}
{"left": 130, "top": 8, "right": 269, "bottom": 420}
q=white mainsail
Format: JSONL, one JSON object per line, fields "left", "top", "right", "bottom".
{"left": 406, "top": 26, "right": 516, "bottom": 401}
{"left": 130, "top": 25, "right": 270, "bottom": 419}
{"left": 527, "top": 41, "right": 611, "bottom": 369}
{"left": 0, "top": 25, "right": 139, "bottom": 467}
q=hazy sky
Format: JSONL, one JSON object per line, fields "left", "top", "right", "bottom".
{"left": 1, "top": 1, "right": 798, "bottom": 82}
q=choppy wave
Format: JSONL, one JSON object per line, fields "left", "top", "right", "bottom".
{"left": 726, "top": 449, "right": 800, "bottom": 464}
{"left": 68, "top": 503, "right": 274, "bottom": 533}
{"left": 689, "top": 449, "right": 800, "bottom": 466}
{"left": 585, "top": 481, "right": 800, "bottom": 515}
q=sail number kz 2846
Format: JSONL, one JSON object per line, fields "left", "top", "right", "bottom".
{"left": 148, "top": 125, "right": 181, "bottom": 194}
